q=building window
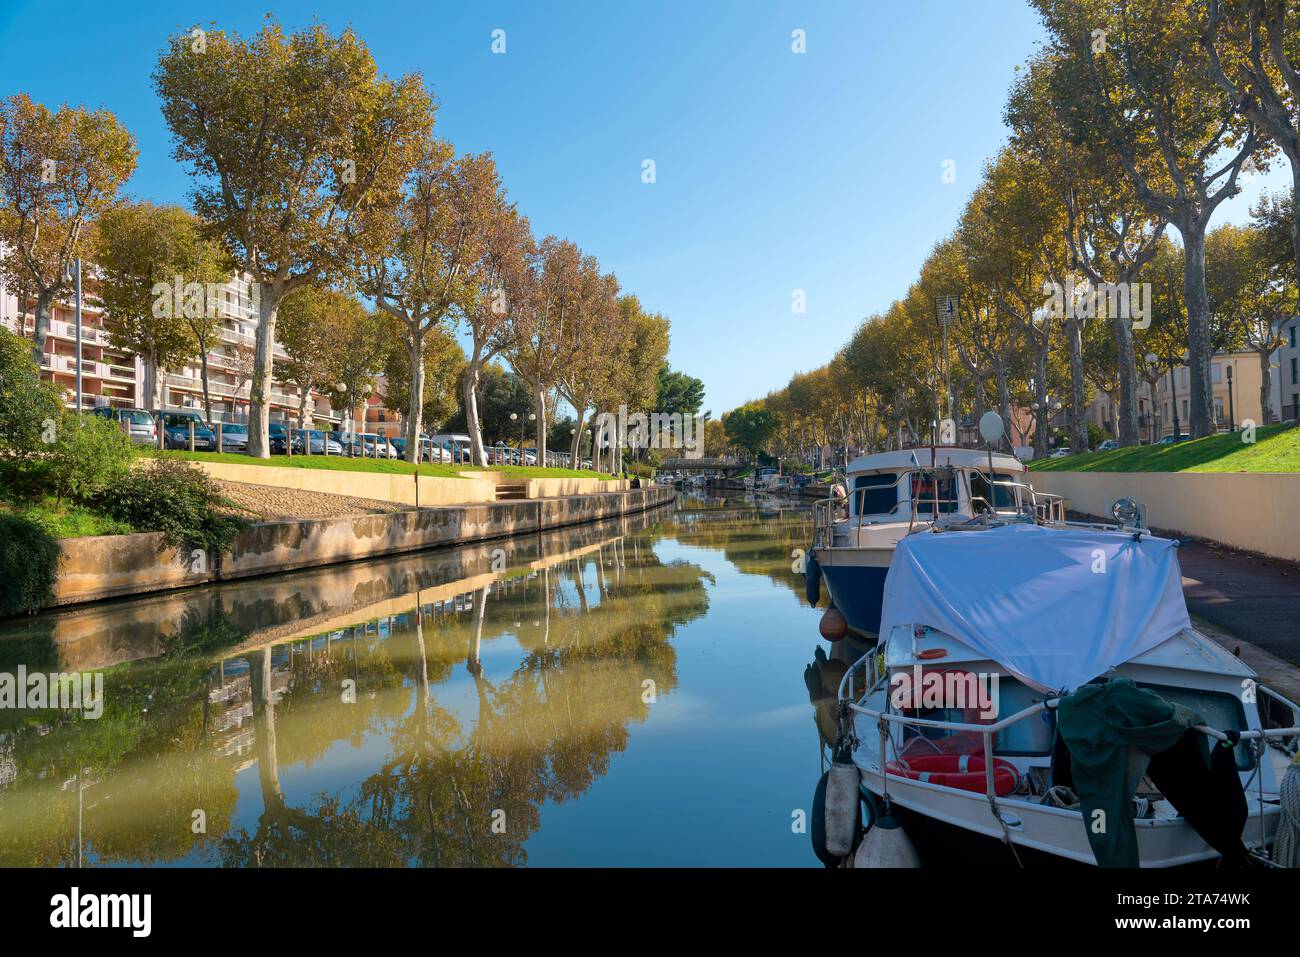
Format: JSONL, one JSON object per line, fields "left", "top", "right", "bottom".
{"left": 1212, "top": 363, "right": 1221, "bottom": 383}
{"left": 1290, "top": 324, "right": 1297, "bottom": 349}
{"left": 1292, "top": 357, "right": 1298, "bottom": 386}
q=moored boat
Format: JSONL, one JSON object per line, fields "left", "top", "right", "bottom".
{"left": 807, "top": 446, "right": 1055, "bottom": 639}
{"left": 828, "top": 522, "right": 1300, "bottom": 868}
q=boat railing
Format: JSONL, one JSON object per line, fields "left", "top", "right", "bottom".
{"left": 836, "top": 649, "right": 1300, "bottom": 808}
{"left": 812, "top": 466, "right": 1067, "bottom": 548}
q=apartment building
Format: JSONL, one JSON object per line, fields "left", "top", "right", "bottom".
{"left": 0, "top": 270, "right": 340, "bottom": 427}
{"left": 1082, "top": 350, "right": 1279, "bottom": 444}
{"left": 1269, "top": 315, "right": 1300, "bottom": 424}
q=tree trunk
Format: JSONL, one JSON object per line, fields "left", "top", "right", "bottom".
{"left": 145, "top": 352, "right": 162, "bottom": 411}
{"left": 1066, "top": 318, "right": 1088, "bottom": 454}
{"left": 248, "top": 283, "right": 285, "bottom": 459}
{"left": 995, "top": 363, "right": 1012, "bottom": 452}
{"left": 463, "top": 360, "right": 487, "bottom": 466}
{"left": 405, "top": 332, "right": 425, "bottom": 464}
{"left": 1111, "top": 312, "right": 1142, "bottom": 447}
{"left": 198, "top": 343, "right": 213, "bottom": 424}
{"left": 1292, "top": 163, "right": 1300, "bottom": 304}
{"left": 1179, "top": 219, "right": 1215, "bottom": 438}
{"left": 1259, "top": 347, "right": 1274, "bottom": 426}
{"left": 30, "top": 290, "right": 54, "bottom": 369}
{"left": 1033, "top": 348, "right": 1049, "bottom": 459}
{"left": 570, "top": 407, "right": 586, "bottom": 464}
{"left": 534, "top": 386, "right": 547, "bottom": 466}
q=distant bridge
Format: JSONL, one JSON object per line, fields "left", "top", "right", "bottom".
{"left": 657, "top": 458, "right": 746, "bottom": 474}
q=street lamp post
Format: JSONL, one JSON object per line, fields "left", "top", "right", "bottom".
{"left": 1226, "top": 364, "right": 1235, "bottom": 431}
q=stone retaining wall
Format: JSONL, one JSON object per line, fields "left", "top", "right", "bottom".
{"left": 48, "top": 485, "right": 674, "bottom": 608}
{"left": 195, "top": 460, "right": 499, "bottom": 506}
{"left": 1030, "top": 470, "right": 1300, "bottom": 562}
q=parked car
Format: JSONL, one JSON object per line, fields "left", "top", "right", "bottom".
{"left": 374, "top": 437, "right": 398, "bottom": 459}
{"left": 1156, "top": 433, "right": 1190, "bottom": 445}
{"left": 268, "top": 423, "right": 293, "bottom": 455}
{"left": 1049, "top": 447, "right": 1071, "bottom": 459}
{"left": 215, "top": 422, "right": 248, "bottom": 452}
{"left": 89, "top": 406, "right": 157, "bottom": 445}
{"left": 160, "top": 411, "right": 217, "bottom": 451}
{"left": 1096, "top": 439, "right": 1118, "bottom": 452}
{"left": 293, "top": 429, "right": 340, "bottom": 455}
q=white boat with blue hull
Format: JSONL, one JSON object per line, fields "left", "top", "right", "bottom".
{"left": 807, "top": 447, "right": 1050, "bottom": 640}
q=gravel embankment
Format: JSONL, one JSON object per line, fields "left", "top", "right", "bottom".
{"left": 214, "top": 480, "right": 407, "bottom": 522}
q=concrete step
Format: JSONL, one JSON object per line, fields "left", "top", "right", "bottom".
{"left": 495, "top": 482, "right": 529, "bottom": 501}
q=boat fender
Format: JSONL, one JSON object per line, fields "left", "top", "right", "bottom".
{"left": 809, "top": 771, "right": 842, "bottom": 868}
{"left": 805, "top": 552, "right": 821, "bottom": 606}
{"left": 825, "top": 759, "right": 860, "bottom": 858}
{"left": 819, "top": 604, "right": 848, "bottom": 642}
{"left": 853, "top": 810, "right": 921, "bottom": 869}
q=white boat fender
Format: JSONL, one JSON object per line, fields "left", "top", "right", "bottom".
{"left": 854, "top": 809, "right": 921, "bottom": 869}
{"left": 810, "top": 770, "right": 842, "bottom": 868}
{"left": 825, "top": 757, "right": 860, "bottom": 858}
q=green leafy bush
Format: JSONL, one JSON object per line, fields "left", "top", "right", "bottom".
{"left": 0, "top": 513, "right": 61, "bottom": 616}
{"left": 95, "top": 457, "right": 244, "bottom": 557}
{"left": 46, "top": 415, "right": 135, "bottom": 502}
{"left": 0, "top": 328, "right": 65, "bottom": 493}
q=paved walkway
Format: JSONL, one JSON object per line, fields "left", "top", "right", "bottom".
{"left": 215, "top": 480, "right": 406, "bottom": 522}
{"left": 1176, "top": 539, "right": 1300, "bottom": 701}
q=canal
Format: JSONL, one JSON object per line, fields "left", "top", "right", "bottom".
{"left": 0, "top": 493, "right": 837, "bottom": 867}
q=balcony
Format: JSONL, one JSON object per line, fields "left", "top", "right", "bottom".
{"left": 47, "top": 318, "right": 111, "bottom": 347}
{"left": 43, "top": 354, "right": 112, "bottom": 379}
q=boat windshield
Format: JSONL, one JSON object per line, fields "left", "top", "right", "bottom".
{"left": 911, "top": 471, "right": 959, "bottom": 515}
{"left": 968, "top": 469, "right": 1021, "bottom": 511}
{"left": 853, "top": 472, "right": 900, "bottom": 516}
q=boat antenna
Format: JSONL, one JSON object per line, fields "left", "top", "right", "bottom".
{"left": 930, "top": 421, "right": 938, "bottom": 522}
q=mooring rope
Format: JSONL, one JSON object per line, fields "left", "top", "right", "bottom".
{"left": 1274, "top": 755, "right": 1300, "bottom": 869}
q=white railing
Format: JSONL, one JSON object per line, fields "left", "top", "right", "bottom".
{"left": 837, "top": 650, "right": 1300, "bottom": 807}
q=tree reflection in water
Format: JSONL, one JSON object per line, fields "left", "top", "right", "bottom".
{"left": 0, "top": 500, "right": 813, "bottom": 867}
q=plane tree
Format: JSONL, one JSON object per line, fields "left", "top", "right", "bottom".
{"left": 0, "top": 94, "right": 136, "bottom": 367}
{"left": 1032, "top": 0, "right": 1263, "bottom": 437}
{"left": 154, "top": 19, "right": 433, "bottom": 456}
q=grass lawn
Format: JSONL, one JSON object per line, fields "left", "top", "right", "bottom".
{"left": 163, "top": 450, "right": 620, "bottom": 480}
{"left": 0, "top": 498, "right": 134, "bottom": 538}
{"left": 1028, "top": 424, "right": 1300, "bottom": 473}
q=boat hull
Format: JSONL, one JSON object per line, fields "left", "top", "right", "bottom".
{"left": 815, "top": 548, "right": 892, "bottom": 639}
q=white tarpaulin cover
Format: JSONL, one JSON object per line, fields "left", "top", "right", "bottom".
{"left": 878, "top": 523, "right": 1192, "bottom": 693}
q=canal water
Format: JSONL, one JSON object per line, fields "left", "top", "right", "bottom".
{"left": 0, "top": 493, "right": 840, "bottom": 867}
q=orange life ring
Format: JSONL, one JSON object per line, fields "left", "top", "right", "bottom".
{"left": 885, "top": 753, "right": 1020, "bottom": 796}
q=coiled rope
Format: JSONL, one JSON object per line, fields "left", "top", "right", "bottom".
{"left": 1274, "top": 755, "right": 1300, "bottom": 869}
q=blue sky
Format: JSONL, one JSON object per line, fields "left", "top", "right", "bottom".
{"left": 1, "top": 0, "right": 1286, "bottom": 413}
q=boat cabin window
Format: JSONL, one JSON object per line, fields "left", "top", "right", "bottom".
{"left": 910, "top": 471, "right": 959, "bottom": 515}
{"left": 1137, "top": 684, "right": 1251, "bottom": 771}
{"left": 968, "top": 470, "right": 1020, "bottom": 512}
{"left": 898, "top": 673, "right": 1053, "bottom": 757}
{"left": 852, "top": 472, "right": 899, "bottom": 516}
